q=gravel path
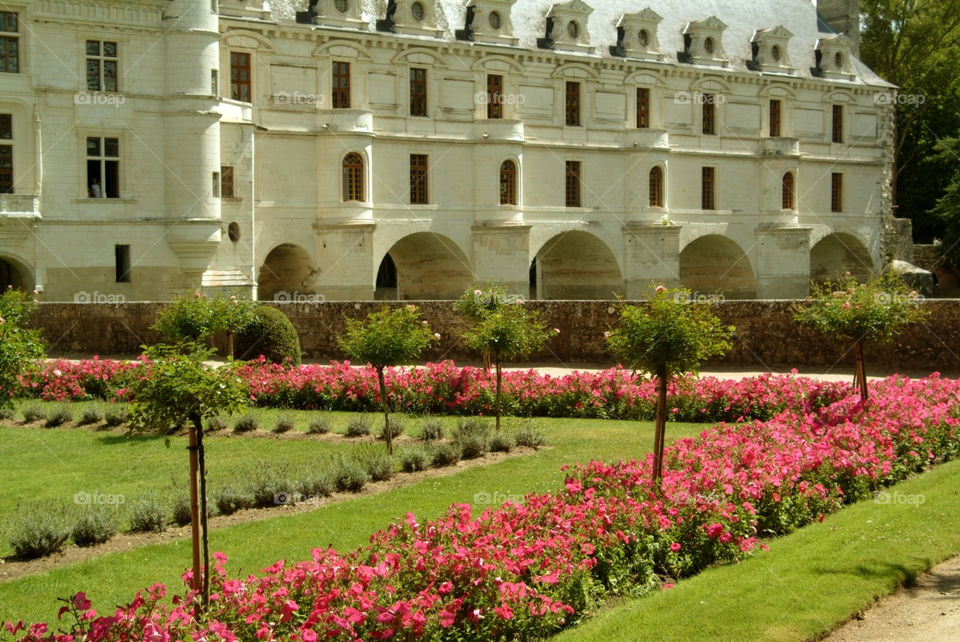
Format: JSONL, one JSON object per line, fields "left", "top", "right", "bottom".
{"left": 824, "top": 554, "right": 960, "bottom": 641}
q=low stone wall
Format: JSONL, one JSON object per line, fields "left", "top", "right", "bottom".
{"left": 30, "top": 300, "right": 960, "bottom": 374}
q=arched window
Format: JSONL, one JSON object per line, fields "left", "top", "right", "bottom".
{"left": 649, "top": 166, "right": 664, "bottom": 207}
{"left": 500, "top": 160, "right": 517, "bottom": 205}
{"left": 782, "top": 171, "right": 794, "bottom": 210}
{"left": 342, "top": 152, "right": 364, "bottom": 202}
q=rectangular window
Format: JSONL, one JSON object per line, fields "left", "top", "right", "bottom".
{"left": 565, "top": 82, "right": 580, "bottom": 127}
{"left": 702, "top": 95, "right": 716, "bottom": 135}
{"left": 115, "top": 245, "right": 131, "bottom": 283}
{"left": 0, "top": 12, "right": 19, "bottom": 74}
{"left": 410, "top": 68, "right": 427, "bottom": 117}
{"left": 221, "top": 166, "right": 235, "bottom": 198}
{"left": 0, "top": 113, "right": 11, "bottom": 194}
{"left": 86, "top": 136, "right": 120, "bottom": 198}
{"left": 701, "top": 167, "right": 715, "bottom": 210}
{"left": 409, "top": 154, "right": 428, "bottom": 204}
{"left": 86, "top": 40, "right": 118, "bottom": 92}
{"left": 230, "top": 52, "right": 251, "bottom": 102}
{"left": 832, "top": 105, "right": 844, "bottom": 143}
{"left": 770, "top": 99, "right": 781, "bottom": 137}
{"left": 831, "top": 173, "right": 843, "bottom": 212}
{"left": 565, "top": 160, "right": 581, "bottom": 207}
{"left": 212, "top": 171, "right": 220, "bottom": 198}
{"left": 211, "top": 69, "right": 219, "bottom": 96}
{"left": 636, "top": 88, "right": 650, "bottom": 128}
{"left": 332, "top": 61, "right": 350, "bottom": 109}
{"left": 487, "top": 74, "right": 503, "bottom": 119}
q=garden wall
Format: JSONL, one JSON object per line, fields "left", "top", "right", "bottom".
{"left": 30, "top": 300, "right": 960, "bottom": 374}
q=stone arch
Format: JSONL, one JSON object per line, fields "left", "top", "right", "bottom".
{"left": 378, "top": 232, "right": 472, "bottom": 300}
{"left": 257, "top": 243, "right": 315, "bottom": 302}
{"left": 0, "top": 255, "right": 32, "bottom": 291}
{"left": 532, "top": 231, "right": 623, "bottom": 300}
{"left": 679, "top": 235, "right": 756, "bottom": 299}
{"left": 810, "top": 232, "right": 874, "bottom": 284}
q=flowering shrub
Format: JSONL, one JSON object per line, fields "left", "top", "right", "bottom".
{"left": 16, "top": 359, "right": 854, "bottom": 425}
{"left": 5, "top": 374, "right": 959, "bottom": 641}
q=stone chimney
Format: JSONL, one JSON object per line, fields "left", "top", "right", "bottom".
{"left": 818, "top": 0, "right": 860, "bottom": 56}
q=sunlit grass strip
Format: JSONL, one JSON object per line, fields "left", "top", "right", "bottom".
{"left": 556, "top": 457, "right": 960, "bottom": 642}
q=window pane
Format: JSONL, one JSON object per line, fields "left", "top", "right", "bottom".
{"left": 0, "top": 37, "right": 18, "bottom": 73}
{"left": 104, "top": 138, "right": 119, "bottom": 157}
{"left": 87, "top": 60, "right": 100, "bottom": 90}
{"left": 1, "top": 12, "right": 18, "bottom": 33}
{"left": 86, "top": 40, "right": 100, "bottom": 56}
{"left": 103, "top": 42, "right": 117, "bottom": 58}
{"left": 0, "top": 114, "right": 10, "bottom": 139}
{"left": 87, "top": 137, "right": 100, "bottom": 157}
{"left": 104, "top": 160, "right": 119, "bottom": 198}
{"left": 487, "top": 74, "right": 502, "bottom": 119}
{"left": 104, "top": 61, "right": 117, "bottom": 91}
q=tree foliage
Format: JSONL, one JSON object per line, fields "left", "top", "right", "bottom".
{"left": 338, "top": 305, "right": 436, "bottom": 452}
{"left": 859, "top": 0, "right": 960, "bottom": 241}
{"left": 456, "top": 285, "right": 555, "bottom": 430}
{"left": 794, "top": 272, "right": 927, "bottom": 401}
{"left": 152, "top": 293, "right": 258, "bottom": 355}
{"left": 605, "top": 287, "right": 733, "bottom": 380}
{"left": 0, "top": 288, "right": 45, "bottom": 409}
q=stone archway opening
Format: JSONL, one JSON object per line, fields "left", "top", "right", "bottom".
{"left": 0, "top": 257, "right": 30, "bottom": 291}
{"left": 810, "top": 233, "right": 874, "bottom": 284}
{"left": 534, "top": 231, "right": 623, "bottom": 300}
{"left": 257, "top": 243, "right": 315, "bottom": 302}
{"left": 381, "top": 232, "right": 472, "bottom": 300}
{"left": 679, "top": 235, "right": 757, "bottom": 299}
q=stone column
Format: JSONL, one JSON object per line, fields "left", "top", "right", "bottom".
{"left": 623, "top": 224, "right": 681, "bottom": 299}
{"left": 753, "top": 225, "right": 812, "bottom": 299}
{"left": 471, "top": 224, "right": 531, "bottom": 296}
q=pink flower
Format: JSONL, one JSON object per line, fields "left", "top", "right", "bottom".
{"left": 655, "top": 285, "right": 667, "bottom": 293}
{"left": 670, "top": 542, "right": 681, "bottom": 552}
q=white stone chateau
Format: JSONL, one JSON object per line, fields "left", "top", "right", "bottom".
{"left": 0, "top": 0, "right": 895, "bottom": 302}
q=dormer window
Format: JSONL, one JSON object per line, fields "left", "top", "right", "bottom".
{"left": 610, "top": 8, "right": 662, "bottom": 60}
{"left": 677, "top": 16, "right": 729, "bottom": 68}
{"left": 538, "top": 0, "right": 594, "bottom": 53}
{"left": 456, "top": 1, "right": 518, "bottom": 45}
{"left": 747, "top": 26, "right": 794, "bottom": 73}
{"left": 812, "top": 35, "right": 854, "bottom": 80}
{"left": 299, "top": 0, "right": 367, "bottom": 29}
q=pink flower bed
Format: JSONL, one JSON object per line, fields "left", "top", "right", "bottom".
{"left": 22, "top": 358, "right": 850, "bottom": 424}
{"left": 5, "top": 374, "right": 959, "bottom": 641}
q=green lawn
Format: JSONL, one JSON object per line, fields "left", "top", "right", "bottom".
{"left": 0, "top": 411, "right": 700, "bottom": 625}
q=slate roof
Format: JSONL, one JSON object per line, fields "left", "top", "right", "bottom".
{"left": 267, "top": 0, "right": 893, "bottom": 87}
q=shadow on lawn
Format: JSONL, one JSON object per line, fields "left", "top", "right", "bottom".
{"left": 815, "top": 558, "right": 929, "bottom": 589}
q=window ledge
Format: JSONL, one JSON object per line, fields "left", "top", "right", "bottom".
{"left": 72, "top": 198, "right": 137, "bottom": 204}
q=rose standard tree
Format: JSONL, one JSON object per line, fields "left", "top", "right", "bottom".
{"left": 129, "top": 342, "right": 249, "bottom": 607}
{"left": 606, "top": 286, "right": 734, "bottom": 485}
{"left": 795, "top": 272, "right": 928, "bottom": 403}
{"left": 152, "top": 292, "right": 258, "bottom": 358}
{"left": 338, "top": 305, "right": 437, "bottom": 454}
{"left": 455, "top": 285, "right": 556, "bottom": 431}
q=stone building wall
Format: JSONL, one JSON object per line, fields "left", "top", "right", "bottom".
{"left": 32, "top": 300, "right": 960, "bottom": 373}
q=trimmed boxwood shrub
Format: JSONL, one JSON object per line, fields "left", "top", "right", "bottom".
{"left": 235, "top": 306, "right": 301, "bottom": 365}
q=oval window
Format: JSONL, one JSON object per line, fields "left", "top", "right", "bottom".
{"left": 704, "top": 37, "right": 715, "bottom": 54}
{"left": 567, "top": 21, "right": 579, "bottom": 39}
{"left": 638, "top": 29, "right": 649, "bottom": 47}
{"left": 411, "top": 2, "right": 424, "bottom": 22}
{"left": 771, "top": 45, "right": 781, "bottom": 61}
{"left": 489, "top": 11, "right": 501, "bottom": 30}
{"left": 227, "top": 222, "right": 240, "bottom": 243}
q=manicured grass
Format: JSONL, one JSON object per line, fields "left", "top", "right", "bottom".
{"left": 0, "top": 413, "right": 702, "bottom": 625}
{"left": 556, "top": 457, "right": 960, "bottom": 642}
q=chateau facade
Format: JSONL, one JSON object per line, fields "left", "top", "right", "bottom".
{"left": 0, "top": 0, "right": 894, "bottom": 302}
